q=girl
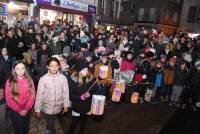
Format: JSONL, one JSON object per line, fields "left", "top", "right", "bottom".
{"left": 5, "top": 60, "right": 36, "bottom": 134}
{"left": 68, "top": 60, "right": 95, "bottom": 134}
{"left": 34, "top": 57, "right": 70, "bottom": 134}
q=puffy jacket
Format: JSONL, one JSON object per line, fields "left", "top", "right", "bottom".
{"left": 5, "top": 78, "right": 36, "bottom": 112}
{"left": 34, "top": 72, "right": 70, "bottom": 115}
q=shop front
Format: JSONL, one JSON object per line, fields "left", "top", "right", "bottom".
{"left": 0, "top": 0, "right": 33, "bottom": 27}
{"left": 36, "top": 0, "right": 96, "bottom": 26}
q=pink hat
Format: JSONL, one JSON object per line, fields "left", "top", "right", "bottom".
{"left": 98, "top": 46, "right": 106, "bottom": 53}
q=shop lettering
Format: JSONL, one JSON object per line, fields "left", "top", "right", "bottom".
{"left": 61, "top": 0, "right": 88, "bottom": 11}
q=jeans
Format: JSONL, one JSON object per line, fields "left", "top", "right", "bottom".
{"left": 161, "top": 84, "right": 173, "bottom": 98}
{"left": 170, "top": 85, "right": 183, "bottom": 102}
{"left": 9, "top": 109, "right": 31, "bottom": 134}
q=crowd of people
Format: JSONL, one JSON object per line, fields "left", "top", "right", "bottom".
{"left": 0, "top": 16, "right": 200, "bottom": 134}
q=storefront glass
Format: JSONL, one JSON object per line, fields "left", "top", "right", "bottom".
{"left": 40, "top": 8, "right": 84, "bottom": 26}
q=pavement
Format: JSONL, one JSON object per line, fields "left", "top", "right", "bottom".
{"left": 7, "top": 102, "right": 178, "bottom": 134}
{"left": 159, "top": 105, "right": 200, "bottom": 134}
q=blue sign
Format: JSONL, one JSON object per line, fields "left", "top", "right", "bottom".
{"left": 88, "top": 5, "right": 96, "bottom": 14}
{"left": 37, "top": 0, "right": 51, "bottom": 5}
{"left": 0, "top": 4, "right": 7, "bottom": 16}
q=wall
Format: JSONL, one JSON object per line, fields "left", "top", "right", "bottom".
{"left": 179, "top": 0, "right": 200, "bottom": 33}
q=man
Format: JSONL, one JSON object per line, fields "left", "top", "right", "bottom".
{"left": 0, "top": 29, "right": 18, "bottom": 63}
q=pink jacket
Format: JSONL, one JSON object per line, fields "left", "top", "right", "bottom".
{"left": 120, "top": 60, "right": 136, "bottom": 72}
{"left": 5, "top": 78, "right": 36, "bottom": 112}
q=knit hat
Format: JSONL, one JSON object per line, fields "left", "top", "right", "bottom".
{"left": 195, "top": 59, "right": 200, "bottom": 67}
{"left": 97, "top": 46, "right": 106, "bottom": 53}
{"left": 23, "top": 52, "right": 32, "bottom": 62}
{"left": 75, "top": 60, "right": 88, "bottom": 72}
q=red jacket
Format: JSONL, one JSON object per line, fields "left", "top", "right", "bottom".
{"left": 120, "top": 60, "right": 136, "bottom": 72}
{"left": 5, "top": 78, "right": 36, "bottom": 112}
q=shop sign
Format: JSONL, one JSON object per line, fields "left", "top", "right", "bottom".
{"left": 73, "top": 0, "right": 94, "bottom": 5}
{"left": 52, "top": 0, "right": 88, "bottom": 12}
{"left": 37, "top": 0, "right": 51, "bottom": 5}
{"left": 88, "top": 5, "right": 96, "bottom": 14}
{"left": 0, "top": 4, "right": 7, "bottom": 16}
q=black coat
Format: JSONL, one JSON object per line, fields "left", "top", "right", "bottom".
{"left": 0, "top": 56, "right": 12, "bottom": 104}
{"left": 187, "top": 68, "right": 200, "bottom": 90}
{"left": 68, "top": 75, "right": 96, "bottom": 114}
{"left": 0, "top": 56, "right": 12, "bottom": 89}
{"left": 0, "top": 37, "right": 18, "bottom": 57}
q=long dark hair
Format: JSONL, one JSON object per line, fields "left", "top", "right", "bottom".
{"left": 9, "top": 60, "right": 34, "bottom": 101}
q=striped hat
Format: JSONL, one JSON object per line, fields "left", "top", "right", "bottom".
{"left": 195, "top": 59, "right": 200, "bottom": 67}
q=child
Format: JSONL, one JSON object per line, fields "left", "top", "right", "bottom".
{"left": 5, "top": 60, "right": 36, "bottom": 134}
{"left": 152, "top": 60, "right": 163, "bottom": 101}
{"left": 162, "top": 57, "right": 176, "bottom": 101}
{"left": 68, "top": 60, "right": 96, "bottom": 134}
{"left": 34, "top": 57, "right": 70, "bottom": 134}
{"left": 94, "top": 55, "right": 112, "bottom": 97}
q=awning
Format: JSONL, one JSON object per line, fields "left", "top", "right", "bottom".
{"left": 15, "top": 0, "right": 34, "bottom": 3}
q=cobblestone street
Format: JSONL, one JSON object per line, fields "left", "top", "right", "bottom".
{"left": 7, "top": 102, "right": 175, "bottom": 134}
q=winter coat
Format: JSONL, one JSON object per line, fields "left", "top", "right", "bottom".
{"left": 0, "top": 56, "right": 12, "bottom": 89}
{"left": 0, "top": 56, "right": 12, "bottom": 104}
{"left": 187, "top": 68, "right": 200, "bottom": 90}
{"left": 151, "top": 67, "right": 163, "bottom": 87}
{"left": 68, "top": 74, "right": 96, "bottom": 114}
{"left": 34, "top": 72, "right": 70, "bottom": 115}
{"left": 173, "top": 67, "right": 188, "bottom": 85}
{"left": 5, "top": 78, "right": 36, "bottom": 112}
{"left": 94, "top": 63, "right": 112, "bottom": 84}
{"left": 0, "top": 37, "right": 18, "bottom": 57}
{"left": 163, "top": 65, "right": 175, "bottom": 85}
{"left": 120, "top": 60, "right": 136, "bottom": 72}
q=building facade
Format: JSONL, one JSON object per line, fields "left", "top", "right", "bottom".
{"left": 179, "top": 0, "right": 200, "bottom": 33}
{"left": 120, "top": 0, "right": 184, "bottom": 34}
{"left": 33, "top": 0, "right": 96, "bottom": 26}
{"left": 0, "top": 0, "right": 34, "bottom": 27}
{"left": 94, "top": 0, "right": 121, "bottom": 26}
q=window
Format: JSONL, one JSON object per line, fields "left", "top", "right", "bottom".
{"left": 172, "top": 12, "right": 178, "bottom": 22}
{"left": 187, "top": 6, "right": 198, "bottom": 23}
{"left": 131, "top": 3, "right": 135, "bottom": 10}
{"left": 138, "top": 8, "right": 144, "bottom": 21}
{"left": 149, "top": 8, "right": 156, "bottom": 22}
{"left": 197, "top": 8, "right": 200, "bottom": 21}
{"left": 120, "top": 5, "right": 124, "bottom": 12}
{"left": 164, "top": 10, "right": 170, "bottom": 21}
